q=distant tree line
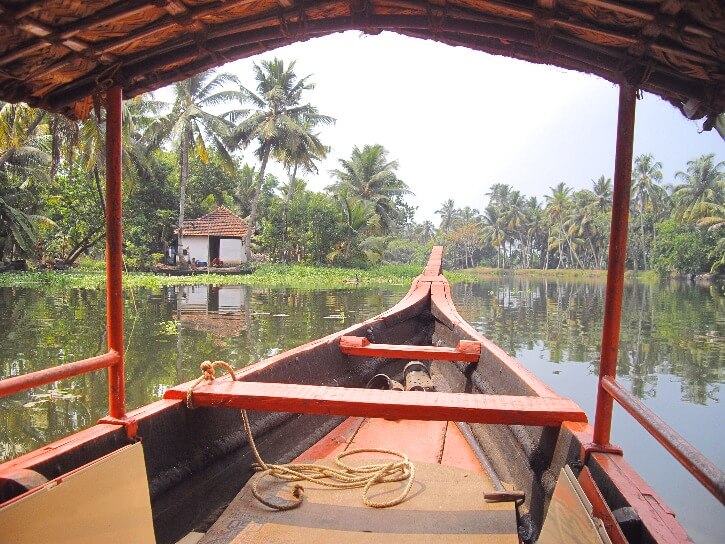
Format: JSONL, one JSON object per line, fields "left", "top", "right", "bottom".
{"left": 0, "top": 59, "right": 722, "bottom": 275}
{"left": 432, "top": 154, "right": 723, "bottom": 275}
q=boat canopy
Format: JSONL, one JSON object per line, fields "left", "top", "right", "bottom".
{"left": 0, "top": 0, "right": 722, "bottom": 126}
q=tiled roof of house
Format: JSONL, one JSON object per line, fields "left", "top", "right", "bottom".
{"left": 182, "top": 206, "right": 247, "bottom": 238}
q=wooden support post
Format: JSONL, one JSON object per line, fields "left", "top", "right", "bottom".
{"left": 339, "top": 336, "right": 481, "bottom": 362}
{"left": 592, "top": 83, "right": 637, "bottom": 447}
{"left": 105, "top": 85, "right": 125, "bottom": 420}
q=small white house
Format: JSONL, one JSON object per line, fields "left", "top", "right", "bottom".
{"left": 178, "top": 206, "right": 248, "bottom": 266}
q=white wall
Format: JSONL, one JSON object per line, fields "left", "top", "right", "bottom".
{"left": 220, "top": 238, "right": 243, "bottom": 265}
{"left": 184, "top": 236, "right": 208, "bottom": 264}
{"left": 179, "top": 285, "right": 208, "bottom": 311}
{"left": 218, "top": 286, "right": 244, "bottom": 311}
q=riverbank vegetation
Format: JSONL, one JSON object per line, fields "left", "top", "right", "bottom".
{"left": 1, "top": 60, "right": 722, "bottom": 277}
{"left": 0, "top": 263, "right": 477, "bottom": 290}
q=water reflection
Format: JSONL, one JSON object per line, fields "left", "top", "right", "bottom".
{"left": 0, "top": 278, "right": 721, "bottom": 541}
{"left": 0, "top": 284, "right": 408, "bottom": 461}
{"left": 0, "top": 279, "right": 722, "bottom": 454}
{"left": 451, "top": 279, "right": 723, "bottom": 405}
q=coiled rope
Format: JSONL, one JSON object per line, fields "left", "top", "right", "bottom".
{"left": 186, "top": 361, "right": 415, "bottom": 511}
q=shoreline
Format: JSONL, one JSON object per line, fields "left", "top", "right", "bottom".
{"left": 1, "top": 264, "right": 720, "bottom": 290}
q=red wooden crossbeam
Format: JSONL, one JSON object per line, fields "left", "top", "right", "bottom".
{"left": 164, "top": 382, "right": 587, "bottom": 426}
{"left": 339, "top": 336, "right": 481, "bottom": 362}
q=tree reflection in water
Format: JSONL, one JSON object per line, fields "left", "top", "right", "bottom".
{"left": 0, "top": 278, "right": 722, "bottom": 461}
{"left": 451, "top": 278, "right": 722, "bottom": 406}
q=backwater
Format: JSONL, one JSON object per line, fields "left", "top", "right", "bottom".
{"left": 0, "top": 277, "right": 722, "bottom": 541}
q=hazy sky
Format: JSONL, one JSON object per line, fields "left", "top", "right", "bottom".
{"left": 157, "top": 31, "right": 723, "bottom": 223}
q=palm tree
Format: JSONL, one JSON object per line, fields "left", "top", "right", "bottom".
{"left": 522, "top": 197, "right": 545, "bottom": 269}
{"left": 0, "top": 102, "right": 49, "bottom": 177}
{"left": 0, "top": 102, "right": 52, "bottom": 258}
{"left": 328, "top": 144, "right": 410, "bottom": 235}
{"left": 631, "top": 154, "right": 666, "bottom": 270}
{"left": 420, "top": 220, "right": 436, "bottom": 243}
{"left": 275, "top": 119, "right": 329, "bottom": 262}
{"left": 232, "top": 59, "right": 333, "bottom": 261}
{"left": 145, "top": 70, "right": 239, "bottom": 261}
{"left": 329, "top": 191, "right": 374, "bottom": 262}
{"left": 486, "top": 183, "right": 512, "bottom": 209}
{"left": 592, "top": 176, "right": 613, "bottom": 211}
{"left": 501, "top": 191, "right": 526, "bottom": 267}
{"left": 435, "top": 199, "right": 458, "bottom": 233}
{"left": 481, "top": 207, "right": 505, "bottom": 268}
{"left": 544, "top": 182, "right": 573, "bottom": 268}
{"left": 673, "top": 153, "right": 724, "bottom": 223}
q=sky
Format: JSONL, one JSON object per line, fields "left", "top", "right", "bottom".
{"left": 155, "top": 31, "right": 723, "bottom": 224}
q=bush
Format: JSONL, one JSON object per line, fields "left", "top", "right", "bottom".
{"left": 651, "top": 220, "right": 709, "bottom": 275}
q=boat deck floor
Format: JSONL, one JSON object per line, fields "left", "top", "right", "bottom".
{"left": 198, "top": 418, "right": 519, "bottom": 544}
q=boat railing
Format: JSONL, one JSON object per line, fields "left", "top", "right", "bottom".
{"left": 0, "top": 87, "right": 127, "bottom": 425}
{"left": 594, "top": 374, "right": 724, "bottom": 504}
{"left": 0, "top": 351, "right": 122, "bottom": 407}
{"left": 591, "top": 85, "right": 724, "bottom": 506}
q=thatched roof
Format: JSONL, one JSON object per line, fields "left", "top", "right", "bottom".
{"left": 182, "top": 206, "right": 247, "bottom": 237}
{"left": 0, "top": 0, "right": 722, "bottom": 126}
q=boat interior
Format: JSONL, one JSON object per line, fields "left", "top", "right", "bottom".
{"left": 0, "top": 247, "right": 696, "bottom": 544}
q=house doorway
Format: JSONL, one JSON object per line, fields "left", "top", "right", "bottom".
{"left": 209, "top": 237, "right": 220, "bottom": 263}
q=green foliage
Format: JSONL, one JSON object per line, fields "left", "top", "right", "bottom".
{"left": 383, "top": 239, "right": 431, "bottom": 265}
{"left": 0, "top": 195, "right": 39, "bottom": 256}
{"left": 42, "top": 165, "right": 105, "bottom": 264}
{"left": 0, "top": 263, "right": 473, "bottom": 290}
{"left": 328, "top": 144, "right": 411, "bottom": 236}
{"left": 259, "top": 188, "right": 344, "bottom": 263}
{"left": 650, "top": 219, "right": 710, "bottom": 275}
{"left": 158, "top": 320, "right": 180, "bottom": 335}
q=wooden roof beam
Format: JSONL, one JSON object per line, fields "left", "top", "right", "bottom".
{"left": 40, "top": 12, "right": 715, "bottom": 113}
{"left": 0, "top": 0, "right": 258, "bottom": 71}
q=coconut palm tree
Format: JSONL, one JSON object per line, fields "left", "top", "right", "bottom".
{"left": 545, "top": 182, "right": 573, "bottom": 268}
{"left": 435, "top": 199, "right": 459, "bottom": 233}
{"left": 145, "top": 70, "right": 240, "bottom": 260}
{"left": 328, "top": 144, "right": 410, "bottom": 235}
{"left": 481, "top": 206, "right": 506, "bottom": 268}
{"left": 275, "top": 119, "right": 329, "bottom": 262}
{"left": 328, "top": 191, "right": 374, "bottom": 262}
{"left": 673, "top": 153, "right": 724, "bottom": 223}
{"left": 0, "top": 102, "right": 49, "bottom": 177}
{"left": 0, "top": 102, "right": 52, "bottom": 258}
{"left": 232, "top": 59, "right": 333, "bottom": 261}
{"left": 420, "top": 220, "right": 436, "bottom": 243}
{"left": 592, "top": 176, "right": 613, "bottom": 211}
{"left": 631, "top": 154, "right": 666, "bottom": 270}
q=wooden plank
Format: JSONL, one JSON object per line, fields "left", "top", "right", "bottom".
{"left": 0, "top": 443, "right": 155, "bottom": 544}
{"left": 347, "top": 419, "right": 448, "bottom": 464}
{"left": 165, "top": 382, "right": 587, "bottom": 426}
{"left": 339, "top": 336, "right": 481, "bottom": 362}
{"left": 578, "top": 467, "right": 629, "bottom": 544}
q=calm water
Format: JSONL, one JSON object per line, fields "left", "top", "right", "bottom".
{"left": 0, "top": 278, "right": 722, "bottom": 541}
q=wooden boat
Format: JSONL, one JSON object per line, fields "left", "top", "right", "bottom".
{"left": 0, "top": 1, "right": 723, "bottom": 543}
{"left": 0, "top": 246, "right": 719, "bottom": 544}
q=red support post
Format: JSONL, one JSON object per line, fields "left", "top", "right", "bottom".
{"left": 592, "top": 83, "right": 637, "bottom": 446}
{"left": 105, "top": 85, "right": 125, "bottom": 419}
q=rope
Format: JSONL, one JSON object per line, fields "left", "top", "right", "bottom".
{"left": 242, "top": 409, "right": 415, "bottom": 510}
{"left": 186, "top": 360, "right": 237, "bottom": 409}
{"left": 186, "top": 361, "right": 416, "bottom": 510}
